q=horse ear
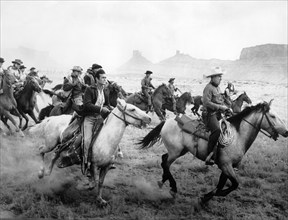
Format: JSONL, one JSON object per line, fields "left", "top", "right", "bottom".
{"left": 268, "top": 99, "right": 274, "bottom": 106}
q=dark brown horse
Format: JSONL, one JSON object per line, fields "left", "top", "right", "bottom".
{"left": 105, "top": 80, "right": 128, "bottom": 107}
{"left": 162, "top": 92, "right": 194, "bottom": 116}
{"left": 0, "top": 70, "right": 24, "bottom": 135}
{"left": 191, "top": 92, "right": 252, "bottom": 116}
{"left": 139, "top": 100, "right": 288, "bottom": 205}
{"left": 126, "top": 84, "right": 173, "bottom": 121}
{"left": 15, "top": 76, "right": 42, "bottom": 130}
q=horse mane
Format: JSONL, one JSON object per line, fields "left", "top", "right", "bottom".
{"left": 227, "top": 102, "right": 269, "bottom": 130}
{"left": 153, "top": 83, "right": 167, "bottom": 95}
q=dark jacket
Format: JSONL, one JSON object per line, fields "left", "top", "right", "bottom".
{"left": 82, "top": 85, "right": 111, "bottom": 116}
{"left": 203, "top": 82, "right": 224, "bottom": 113}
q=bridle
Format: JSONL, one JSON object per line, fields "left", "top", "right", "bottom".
{"left": 112, "top": 104, "right": 146, "bottom": 127}
{"left": 242, "top": 108, "right": 279, "bottom": 140}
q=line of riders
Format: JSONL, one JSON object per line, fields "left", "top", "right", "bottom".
{"left": 0, "top": 57, "right": 239, "bottom": 173}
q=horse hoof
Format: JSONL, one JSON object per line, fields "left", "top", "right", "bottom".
{"left": 169, "top": 190, "right": 177, "bottom": 199}
{"left": 97, "top": 198, "right": 108, "bottom": 207}
{"left": 117, "top": 151, "right": 124, "bottom": 159}
{"left": 157, "top": 181, "right": 163, "bottom": 189}
{"left": 38, "top": 169, "right": 44, "bottom": 179}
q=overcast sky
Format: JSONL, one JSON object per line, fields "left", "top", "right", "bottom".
{"left": 1, "top": 1, "right": 287, "bottom": 71}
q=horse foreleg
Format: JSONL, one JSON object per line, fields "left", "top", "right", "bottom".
{"left": 1, "top": 110, "right": 24, "bottom": 136}
{"left": 11, "top": 107, "right": 23, "bottom": 129}
{"left": 19, "top": 111, "right": 29, "bottom": 130}
{"left": 96, "top": 165, "right": 110, "bottom": 206}
{"left": 28, "top": 110, "right": 40, "bottom": 125}
{"left": 200, "top": 172, "right": 228, "bottom": 204}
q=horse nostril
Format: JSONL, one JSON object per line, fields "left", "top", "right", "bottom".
{"left": 285, "top": 131, "right": 288, "bottom": 137}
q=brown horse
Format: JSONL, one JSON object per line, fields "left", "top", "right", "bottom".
{"left": 0, "top": 70, "right": 24, "bottom": 135}
{"left": 162, "top": 92, "right": 194, "bottom": 116}
{"left": 139, "top": 100, "right": 288, "bottom": 205}
{"left": 126, "top": 84, "right": 173, "bottom": 121}
{"left": 191, "top": 92, "right": 252, "bottom": 116}
{"left": 15, "top": 76, "right": 42, "bottom": 130}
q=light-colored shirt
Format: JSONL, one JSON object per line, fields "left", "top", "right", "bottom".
{"left": 95, "top": 88, "right": 105, "bottom": 107}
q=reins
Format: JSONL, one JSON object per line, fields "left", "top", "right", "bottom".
{"left": 242, "top": 109, "right": 278, "bottom": 140}
{"left": 112, "top": 104, "right": 145, "bottom": 126}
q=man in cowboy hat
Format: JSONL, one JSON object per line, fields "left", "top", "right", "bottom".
{"left": 7, "top": 59, "right": 23, "bottom": 83}
{"left": 202, "top": 67, "right": 228, "bottom": 165}
{"left": 168, "top": 77, "right": 179, "bottom": 115}
{"left": 224, "top": 81, "right": 237, "bottom": 107}
{"left": 27, "top": 67, "right": 39, "bottom": 77}
{"left": 61, "top": 66, "right": 86, "bottom": 113}
{"left": 141, "top": 70, "right": 155, "bottom": 111}
{"left": 0, "top": 57, "right": 5, "bottom": 94}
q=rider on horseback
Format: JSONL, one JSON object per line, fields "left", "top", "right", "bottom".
{"left": 62, "top": 66, "right": 86, "bottom": 113}
{"left": 0, "top": 57, "right": 5, "bottom": 94}
{"left": 168, "top": 78, "right": 179, "bottom": 115}
{"left": 224, "top": 81, "right": 237, "bottom": 108}
{"left": 82, "top": 68, "right": 113, "bottom": 176}
{"left": 7, "top": 59, "right": 26, "bottom": 98}
{"left": 141, "top": 70, "right": 155, "bottom": 111}
{"left": 84, "top": 63, "right": 102, "bottom": 86}
{"left": 202, "top": 67, "right": 228, "bottom": 165}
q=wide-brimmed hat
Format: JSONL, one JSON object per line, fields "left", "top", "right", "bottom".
{"left": 206, "top": 67, "right": 224, "bottom": 78}
{"left": 91, "top": 63, "right": 102, "bottom": 70}
{"left": 0, "top": 57, "right": 5, "bottom": 63}
{"left": 12, "top": 59, "right": 23, "bottom": 65}
{"left": 168, "top": 78, "right": 175, "bottom": 83}
{"left": 71, "top": 66, "right": 83, "bottom": 72}
{"left": 145, "top": 70, "right": 153, "bottom": 75}
{"left": 20, "top": 65, "right": 26, "bottom": 69}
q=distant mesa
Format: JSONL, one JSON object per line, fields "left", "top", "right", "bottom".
{"left": 240, "top": 44, "right": 288, "bottom": 60}
{"left": 117, "top": 44, "right": 287, "bottom": 83}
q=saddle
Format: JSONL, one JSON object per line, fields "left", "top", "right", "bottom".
{"left": 175, "top": 115, "right": 209, "bottom": 141}
{"left": 134, "top": 91, "right": 150, "bottom": 104}
{"left": 175, "top": 114, "right": 234, "bottom": 147}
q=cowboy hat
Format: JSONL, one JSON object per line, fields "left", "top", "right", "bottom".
{"left": 12, "top": 59, "right": 23, "bottom": 65}
{"left": 71, "top": 66, "right": 83, "bottom": 72}
{"left": 91, "top": 63, "right": 102, "bottom": 70}
{"left": 0, "top": 57, "right": 4, "bottom": 63}
{"left": 168, "top": 78, "right": 175, "bottom": 83}
{"left": 206, "top": 67, "right": 224, "bottom": 78}
{"left": 20, "top": 65, "right": 26, "bottom": 69}
{"left": 145, "top": 70, "right": 153, "bottom": 75}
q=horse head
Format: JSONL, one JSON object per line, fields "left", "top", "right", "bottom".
{"left": 39, "top": 75, "right": 53, "bottom": 88}
{"left": 154, "top": 84, "right": 173, "bottom": 99}
{"left": 260, "top": 100, "right": 288, "bottom": 140}
{"left": 26, "top": 76, "right": 42, "bottom": 93}
{"left": 241, "top": 92, "right": 252, "bottom": 105}
{"left": 115, "top": 98, "right": 151, "bottom": 128}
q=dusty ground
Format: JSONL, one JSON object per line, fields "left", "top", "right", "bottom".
{"left": 0, "top": 75, "right": 287, "bottom": 219}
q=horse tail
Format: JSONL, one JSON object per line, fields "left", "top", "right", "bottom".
{"left": 138, "top": 121, "right": 165, "bottom": 149}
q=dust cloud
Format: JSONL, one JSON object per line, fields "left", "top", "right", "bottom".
{"left": 0, "top": 134, "right": 73, "bottom": 196}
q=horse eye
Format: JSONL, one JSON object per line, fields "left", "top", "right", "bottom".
{"left": 130, "top": 108, "right": 136, "bottom": 112}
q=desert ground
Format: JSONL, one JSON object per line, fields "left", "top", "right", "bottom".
{"left": 0, "top": 73, "right": 287, "bottom": 219}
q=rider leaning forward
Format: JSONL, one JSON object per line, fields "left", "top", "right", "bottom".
{"left": 202, "top": 67, "right": 228, "bottom": 165}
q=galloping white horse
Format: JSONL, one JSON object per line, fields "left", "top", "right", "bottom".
{"left": 31, "top": 99, "right": 151, "bottom": 206}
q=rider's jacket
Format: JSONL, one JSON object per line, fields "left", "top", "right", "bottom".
{"left": 168, "top": 83, "right": 176, "bottom": 96}
{"left": 203, "top": 82, "right": 224, "bottom": 113}
{"left": 7, "top": 66, "right": 25, "bottom": 83}
{"left": 141, "top": 76, "right": 155, "bottom": 92}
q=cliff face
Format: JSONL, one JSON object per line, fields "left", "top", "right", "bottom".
{"left": 240, "top": 44, "right": 287, "bottom": 60}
